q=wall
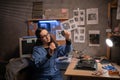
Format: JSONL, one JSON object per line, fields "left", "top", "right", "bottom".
{"left": 0, "top": 0, "right": 33, "bottom": 60}
{"left": 0, "top": 0, "right": 111, "bottom": 61}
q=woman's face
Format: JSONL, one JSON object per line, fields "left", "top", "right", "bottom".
{"left": 40, "top": 29, "right": 51, "bottom": 44}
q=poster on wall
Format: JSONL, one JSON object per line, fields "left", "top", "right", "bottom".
{"left": 74, "top": 27, "right": 85, "bottom": 43}
{"left": 73, "top": 9, "right": 79, "bottom": 25}
{"left": 89, "top": 30, "right": 100, "bottom": 46}
{"left": 73, "top": 9, "right": 79, "bottom": 16}
{"left": 73, "top": 9, "right": 85, "bottom": 25}
{"left": 56, "top": 30, "right": 65, "bottom": 40}
{"left": 87, "top": 8, "right": 98, "bottom": 24}
{"left": 69, "top": 18, "right": 77, "bottom": 30}
{"left": 79, "top": 10, "right": 85, "bottom": 25}
{"left": 74, "top": 28, "right": 79, "bottom": 42}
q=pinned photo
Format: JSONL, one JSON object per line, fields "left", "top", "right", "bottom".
{"left": 87, "top": 8, "right": 98, "bottom": 24}
{"left": 89, "top": 30, "right": 100, "bottom": 46}
{"left": 60, "top": 20, "right": 71, "bottom": 31}
{"left": 74, "top": 27, "right": 85, "bottom": 43}
{"left": 56, "top": 30, "right": 65, "bottom": 40}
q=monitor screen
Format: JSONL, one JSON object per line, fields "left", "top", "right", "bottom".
{"left": 38, "top": 20, "right": 61, "bottom": 34}
{"left": 19, "top": 36, "right": 37, "bottom": 57}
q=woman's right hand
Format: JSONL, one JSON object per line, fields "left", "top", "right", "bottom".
{"left": 49, "top": 42, "right": 56, "bottom": 56}
{"left": 62, "top": 30, "right": 71, "bottom": 40}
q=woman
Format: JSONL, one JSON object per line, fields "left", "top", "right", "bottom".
{"left": 32, "top": 28, "right": 72, "bottom": 80}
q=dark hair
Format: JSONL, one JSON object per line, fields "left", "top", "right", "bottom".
{"left": 35, "top": 27, "right": 46, "bottom": 38}
{"left": 35, "top": 28, "right": 58, "bottom": 47}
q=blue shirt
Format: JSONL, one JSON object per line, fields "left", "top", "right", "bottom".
{"left": 32, "top": 43, "right": 72, "bottom": 76}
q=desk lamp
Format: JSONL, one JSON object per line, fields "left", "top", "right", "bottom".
{"left": 105, "top": 35, "right": 120, "bottom": 65}
{"left": 106, "top": 36, "right": 120, "bottom": 47}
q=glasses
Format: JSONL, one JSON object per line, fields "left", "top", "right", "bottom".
{"left": 40, "top": 33, "right": 49, "bottom": 39}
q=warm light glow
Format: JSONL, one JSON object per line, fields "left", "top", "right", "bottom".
{"left": 106, "top": 38, "right": 113, "bottom": 47}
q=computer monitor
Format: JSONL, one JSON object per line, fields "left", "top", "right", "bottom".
{"left": 38, "top": 20, "right": 61, "bottom": 34}
{"left": 19, "top": 36, "right": 37, "bottom": 57}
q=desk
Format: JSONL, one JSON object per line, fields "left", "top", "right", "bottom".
{"left": 65, "top": 58, "right": 120, "bottom": 80}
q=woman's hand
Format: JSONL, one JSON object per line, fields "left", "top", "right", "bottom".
{"left": 62, "top": 30, "right": 71, "bottom": 40}
{"left": 49, "top": 42, "right": 56, "bottom": 56}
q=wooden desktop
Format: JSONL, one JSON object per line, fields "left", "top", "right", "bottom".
{"left": 65, "top": 58, "right": 120, "bottom": 80}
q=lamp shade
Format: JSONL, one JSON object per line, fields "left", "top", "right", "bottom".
{"left": 106, "top": 36, "right": 120, "bottom": 47}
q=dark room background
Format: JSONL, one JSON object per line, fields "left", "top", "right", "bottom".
{"left": 0, "top": 0, "right": 112, "bottom": 61}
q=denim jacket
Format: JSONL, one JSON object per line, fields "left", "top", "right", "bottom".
{"left": 32, "top": 43, "right": 72, "bottom": 76}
